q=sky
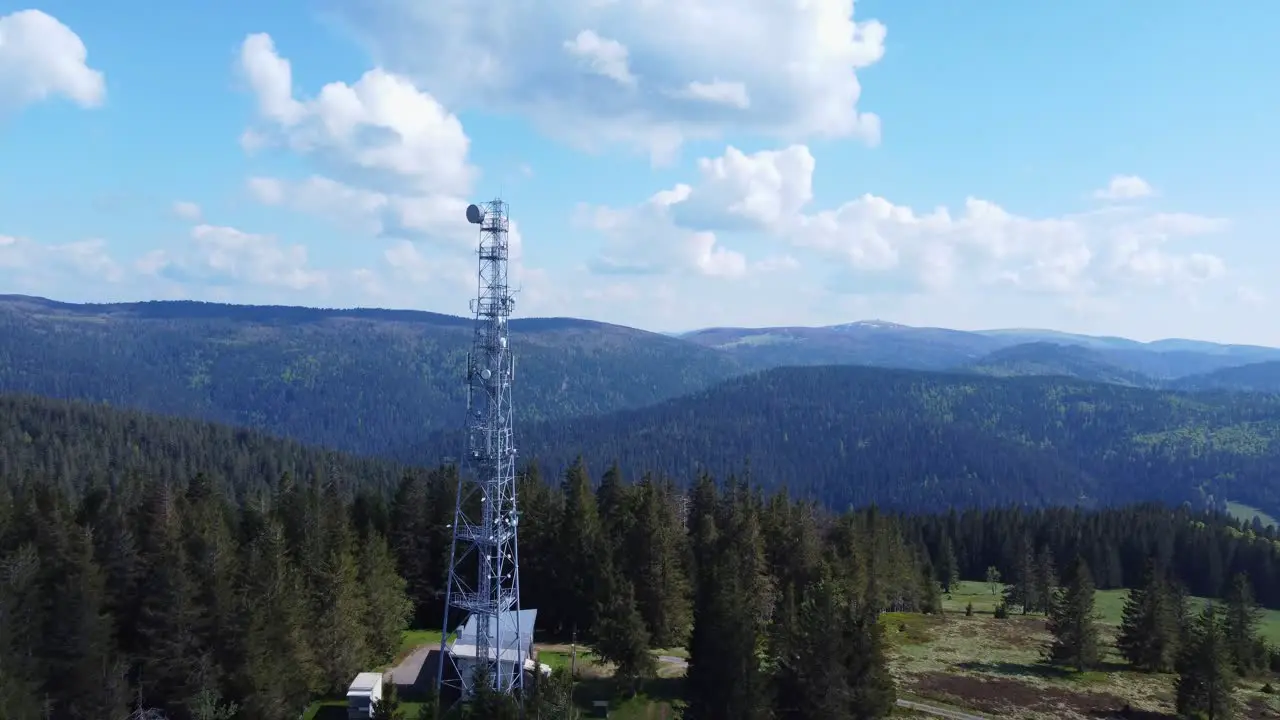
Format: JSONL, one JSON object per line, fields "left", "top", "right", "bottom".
{"left": 1, "top": 1, "right": 1278, "bottom": 343}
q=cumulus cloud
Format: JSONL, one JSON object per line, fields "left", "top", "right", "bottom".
{"left": 563, "top": 30, "right": 636, "bottom": 87}
{"left": 1094, "top": 175, "right": 1155, "bottom": 202}
{"left": 236, "top": 34, "right": 506, "bottom": 255}
{"left": 138, "top": 224, "right": 328, "bottom": 292}
{"left": 236, "top": 34, "right": 543, "bottom": 304}
{"left": 328, "top": 0, "right": 885, "bottom": 160}
{"left": 238, "top": 33, "right": 474, "bottom": 197}
{"left": 584, "top": 147, "right": 1229, "bottom": 298}
{"left": 0, "top": 234, "right": 123, "bottom": 292}
{"left": 0, "top": 10, "right": 105, "bottom": 112}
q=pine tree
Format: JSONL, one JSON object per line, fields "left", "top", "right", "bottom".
{"left": 841, "top": 599, "right": 897, "bottom": 718}
{"left": 772, "top": 570, "right": 849, "bottom": 720}
{"left": 466, "top": 665, "right": 520, "bottom": 720}
{"left": 1176, "top": 602, "right": 1237, "bottom": 720}
{"left": 628, "top": 476, "right": 692, "bottom": 649}
{"left": 1034, "top": 546, "right": 1057, "bottom": 615}
{"left": 526, "top": 667, "right": 578, "bottom": 720}
{"left": 685, "top": 478, "right": 773, "bottom": 720}
{"left": 234, "top": 518, "right": 320, "bottom": 720}
{"left": 312, "top": 529, "right": 371, "bottom": 695}
{"left": 133, "top": 485, "right": 203, "bottom": 712}
{"left": 556, "top": 457, "right": 611, "bottom": 640}
{"left": 40, "top": 522, "right": 130, "bottom": 719}
{"left": 1222, "top": 573, "right": 1265, "bottom": 676}
{"left": 1045, "top": 557, "right": 1101, "bottom": 672}
{"left": 592, "top": 575, "right": 655, "bottom": 697}
{"left": 0, "top": 543, "right": 43, "bottom": 719}
{"left": 371, "top": 680, "right": 406, "bottom": 720}
{"left": 1002, "top": 543, "right": 1039, "bottom": 614}
{"left": 1117, "top": 558, "right": 1180, "bottom": 672}
{"left": 360, "top": 533, "right": 415, "bottom": 664}
{"left": 938, "top": 536, "right": 960, "bottom": 595}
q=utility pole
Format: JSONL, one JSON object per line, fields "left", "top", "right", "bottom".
{"left": 570, "top": 624, "right": 578, "bottom": 677}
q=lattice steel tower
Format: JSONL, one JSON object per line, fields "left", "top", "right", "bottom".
{"left": 437, "top": 199, "right": 525, "bottom": 702}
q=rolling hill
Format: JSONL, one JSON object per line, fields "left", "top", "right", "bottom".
{"left": 0, "top": 295, "right": 744, "bottom": 457}
{"left": 1172, "top": 360, "right": 1280, "bottom": 393}
{"left": 962, "top": 342, "right": 1154, "bottom": 386}
{"left": 405, "top": 365, "right": 1280, "bottom": 516}
{"left": 4, "top": 294, "right": 1280, "bottom": 472}
{"left": 684, "top": 321, "right": 1280, "bottom": 378}
{"left": 680, "top": 321, "right": 1005, "bottom": 371}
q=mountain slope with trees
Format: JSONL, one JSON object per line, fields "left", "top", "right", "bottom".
{"left": 408, "top": 365, "right": 1280, "bottom": 516}
{"left": 6, "top": 294, "right": 1280, "bottom": 471}
{"left": 1173, "top": 361, "right": 1280, "bottom": 393}
{"left": 962, "top": 342, "right": 1155, "bottom": 387}
{"left": 0, "top": 295, "right": 743, "bottom": 458}
{"left": 6, "top": 395, "right": 1280, "bottom": 717}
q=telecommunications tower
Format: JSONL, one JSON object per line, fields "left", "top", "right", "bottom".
{"left": 437, "top": 198, "right": 526, "bottom": 703}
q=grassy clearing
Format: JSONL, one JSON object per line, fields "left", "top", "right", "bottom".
{"left": 885, "top": 583, "right": 1280, "bottom": 719}
{"left": 942, "top": 580, "right": 1280, "bottom": 646}
{"left": 534, "top": 643, "right": 686, "bottom": 717}
{"left": 1227, "top": 500, "right": 1280, "bottom": 530}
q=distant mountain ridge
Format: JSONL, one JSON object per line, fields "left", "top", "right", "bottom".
{"left": 3, "top": 294, "right": 1280, "bottom": 465}
{"left": 681, "top": 320, "right": 1280, "bottom": 379}
{"left": 961, "top": 342, "right": 1155, "bottom": 387}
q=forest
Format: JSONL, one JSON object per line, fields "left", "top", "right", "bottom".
{"left": 4, "top": 395, "right": 1280, "bottom": 718}
{"left": 423, "top": 365, "right": 1280, "bottom": 516}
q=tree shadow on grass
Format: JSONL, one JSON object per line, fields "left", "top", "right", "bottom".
{"left": 312, "top": 708, "right": 347, "bottom": 720}
{"left": 956, "top": 660, "right": 1130, "bottom": 680}
{"left": 1084, "top": 708, "right": 1176, "bottom": 719}
{"left": 573, "top": 675, "right": 684, "bottom": 711}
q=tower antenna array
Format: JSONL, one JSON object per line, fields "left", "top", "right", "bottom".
{"left": 437, "top": 198, "right": 525, "bottom": 703}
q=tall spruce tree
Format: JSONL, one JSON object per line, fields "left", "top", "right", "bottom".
{"left": 627, "top": 476, "right": 692, "bottom": 649}
{"left": 1003, "top": 542, "right": 1039, "bottom": 615}
{"left": 1117, "top": 558, "right": 1180, "bottom": 672}
{"left": 772, "top": 569, "right": 850, "bottom": 720}
{"left": 1222, "top": 573, "right": 1265, "bottom": 676}
{"left": 593, "top": 574, "right": 656, "bottom": 696}
{"left": 556, "top": 457, "right": 610, "bottom": 640}
{"left": 841, "top": 599, "right": 897, "bottom": 718}
{"left": 1176, "top": 602, "right": 1237, "bottom": 720}
{"left": 1045, "top": 557, "right": 1101, "bottom": 671}
{"left": 360, "top": 533, "right": 414, "bottom": 663}
{"left": 1033, "top": 546, "right": 1057, "bottom": 616}
{"left": 685, "top": 478, "right": 773, "bottom": 720}
{"left": 938, "top": 536, "right": 960, "bottom": 596}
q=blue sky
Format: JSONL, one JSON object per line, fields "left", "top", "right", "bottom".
{"left": 1, "top": 0, "right": 1277, "bottom": 343}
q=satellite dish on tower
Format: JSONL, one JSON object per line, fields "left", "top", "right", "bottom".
{"left": 466, "top": 204, "right": 484, "bottom": 224}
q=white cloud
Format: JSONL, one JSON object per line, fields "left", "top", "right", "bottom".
{"left": 0, "top": 10, "right": 105, "bottom": 112}
{"left": 563, "top": 30, "right": 636, "bottom": 87}
{"left": 674, "top": 80, "right": 751, "bottom": 109}
{"left": 585, "top": 148, "right": 1230, "bottom": 300}
{"left": 139, "top": 224, "right": 328, "bottom": 292}
{"left": 238, "top": 33, "right": 474, "bottom": 197}
{"left": 172, "top": 201, "right": 202, "bottom": 221}
{"left": 1093, "top": 175, "right": 1155, "bottom": 202}
{"left": 237, "top": 34, "right": 497, "bottom": 254}
{"left": 0, "top": 233, "right": 123, "bottom": 290}
{"left": 329, "top": 0, "right": 885, "bottom": 160}
{"left": 578, "top": 184, "right": 748, "bottom": 278}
